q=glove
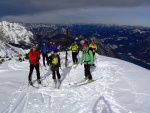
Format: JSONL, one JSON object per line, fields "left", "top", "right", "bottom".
{"left": 36, "top": 57, "right": 40, "bottom": 61}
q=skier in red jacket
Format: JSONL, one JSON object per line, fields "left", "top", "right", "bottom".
{"left": 28, "top": 45, "right": 41, "bottom": 85}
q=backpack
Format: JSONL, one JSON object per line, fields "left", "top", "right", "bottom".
{"left": 83, "top": 48, "right": 93, "bottom": 56}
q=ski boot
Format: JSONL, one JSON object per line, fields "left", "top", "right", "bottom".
{"left": 37, "top": 79, "right": 41, "bottom": 84}
{"left": 88, "top": 79, "right": 93, "bottom": 83}
{"left": 28, "top": 81, "right": 33, "bottom": 86}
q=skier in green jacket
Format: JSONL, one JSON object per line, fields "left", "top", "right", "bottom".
{"left": 81, "top": 44, "right": 94, "bottom": 83}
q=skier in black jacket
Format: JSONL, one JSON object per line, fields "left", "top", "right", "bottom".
{"left": 48, "top": 50, "right": 61, "bottom": 84}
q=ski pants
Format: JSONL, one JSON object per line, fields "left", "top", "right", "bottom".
{"left": 93, "top": 52, "right": 95, "bottom": 58}
{"left": 52, "top": 70, "right": 61, "bottom": 80}
{"left": 72, "top": 52, "right": 78, "bottom": 64}
{"left": 28, "top": 64, "right": 40, "bottom": 81}
{"left": 42, "top": 53, "right": 49, "bottom": 66}
{"left": 84, "top": 64, "right": 92, "bottom": 80}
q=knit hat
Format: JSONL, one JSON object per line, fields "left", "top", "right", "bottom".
{"left": 52, "top": 41, "right": 55, "bottom": 44}
{"left": 82, "top": 44, "right": 87, "bottom": 48}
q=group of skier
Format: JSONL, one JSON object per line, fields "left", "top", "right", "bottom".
{"left": 40, "top": 41, "right": 57, "bottom": 66}
{"left": 28, "top": 40, "right": 98, "bottom": 87}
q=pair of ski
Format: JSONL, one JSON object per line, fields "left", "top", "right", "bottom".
{"left": 69, "top": 77, "right": 103, "bottom": 87}
{"left": 29, "top": 83, "right": 45, "bottom": 89}
{"left": 29, "top": 82, "right": 61, "bottom": 89}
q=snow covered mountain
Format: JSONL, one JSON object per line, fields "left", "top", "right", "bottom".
{"left": 0, "top": 21, "right": 33, "bottom": 45}
{"left": 0, "top": 51, "right": 150, "bottom": 113}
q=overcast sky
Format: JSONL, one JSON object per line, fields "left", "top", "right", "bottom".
{"left": 0, "top": 0, "right": 150, "bottom": 26}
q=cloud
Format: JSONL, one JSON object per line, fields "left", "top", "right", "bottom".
{"left": 1, "top": 7, "right": 150, "bottom": 27}
{"left": 0, "top": 0, "right": 150, "bottom": 17}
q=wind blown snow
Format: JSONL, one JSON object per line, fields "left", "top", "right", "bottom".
{"left": 0, "top": 51, "right": 150, "bottom": 113}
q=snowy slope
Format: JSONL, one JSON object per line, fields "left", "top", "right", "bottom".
{"left": 0, "top": 40, "right": 26, "bottom": 58}
{"left": 0, "top": 51, "right": 150, "bottom": 113}
{"left": 0, "top": 21, "right": 33, "bottom": 44}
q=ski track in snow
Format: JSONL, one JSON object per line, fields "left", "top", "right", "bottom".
{"left": 1, "top": 53, "right": 150, "bottom": 113}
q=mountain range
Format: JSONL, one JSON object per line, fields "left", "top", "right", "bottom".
{"left": 22, "top": 23, "right": 150, "bottom": 65}
{"left": 0, "top": 21, "right": 149, "bottom": 69}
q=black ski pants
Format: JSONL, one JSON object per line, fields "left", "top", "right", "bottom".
{"left": 93, "top": 52, "right": 95, "bottom": 58}
{"left": 52, "top": 70, "right": 61, "bottom": 80}
{"left": 72, "top": 52, "right": 78, "bottom": 64}
{"left": 84, "top": 64, "right": 92, "bottom": 80}
{"left": 42, "top": 53, "right": 49, "bottom": 66}
{"left": 28, "top": 64, "right": 40, "bottom": 81}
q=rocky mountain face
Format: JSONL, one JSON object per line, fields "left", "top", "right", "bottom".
{"left": 0, "top": 21, "right": 33, "bottom": 48}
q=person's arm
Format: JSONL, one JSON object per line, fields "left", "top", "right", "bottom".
{"left": 77, "top": 45, "right": 79, "bottom": 54}
{"left": 95, "top": 44, "right": 98, "bottom": 51}
{"left": 67, "top": 45, "right": 72, "bottom": 50}
{"left": 38, "top": 51, "right": 40, "bottom": 60}
{"left": 48, "top": 55, "right": 52, "bottom": 64}
{"left": 28, "top": 51, "right": 32, "bottom": 63}
{"left": 89, "top": 44, "right": 92, "bottom": 48}
{"left": 28, "top": 51, "right": 32, "bottom": 59}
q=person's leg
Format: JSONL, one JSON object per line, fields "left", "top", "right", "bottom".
{"left": 46, "top": 53, "right": 49, "bottom": 65}
{"left": 93, "top": 52, "right": 95, "bottom": 66}
{"left": 52, "top": 71, "right": 56, "bottom": 79}
{"left": 35, "top": 64, "right": 40, "bottom": 80}
{"left": 43, "top": 54, "right": 46, "bottom": 66}
{"left": 52, "top": 71, "right": 57, "bottom": 83}
{"left": 75, "top": 52, "right": 78, "bottom": 64}
{"left": 56, "top": 70, "right": 61, "bottom": 79}
{"left": 72, "top": 52, "right": 75, "bottom": 64}
{"left": 84, "top": 64, "right": 88, "bottom": 80}
{"left": 28, "top": 64, "right": 34, "bottom": 82}
{"left": 93, "top": 52, "right": 95, "bottom": 58}
{"left": 86, "top": 64, "right": 92, "bottom": 80}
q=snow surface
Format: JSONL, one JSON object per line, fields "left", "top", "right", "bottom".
{"left": 0, "top": 40, "right": 26, "bottom": 58}
{"left": 0, "top": 51, "right": 150, "bottom": 113}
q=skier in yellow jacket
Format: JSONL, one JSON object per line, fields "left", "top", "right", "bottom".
{"left": 89, "top": 40, "right": 98, "bottom": 66}
{"left": 68, "top": 41, "right": 79, "bottom": 65}
{"left": 89, "top": 40, "right": 98, "bottom": 57}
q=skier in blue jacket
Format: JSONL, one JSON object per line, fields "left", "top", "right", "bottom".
{"left": 50, "top": 41, "right": 57, "bottom": 53}
{"left": 41, "top": 42, "right": 49, "bottom": 66}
